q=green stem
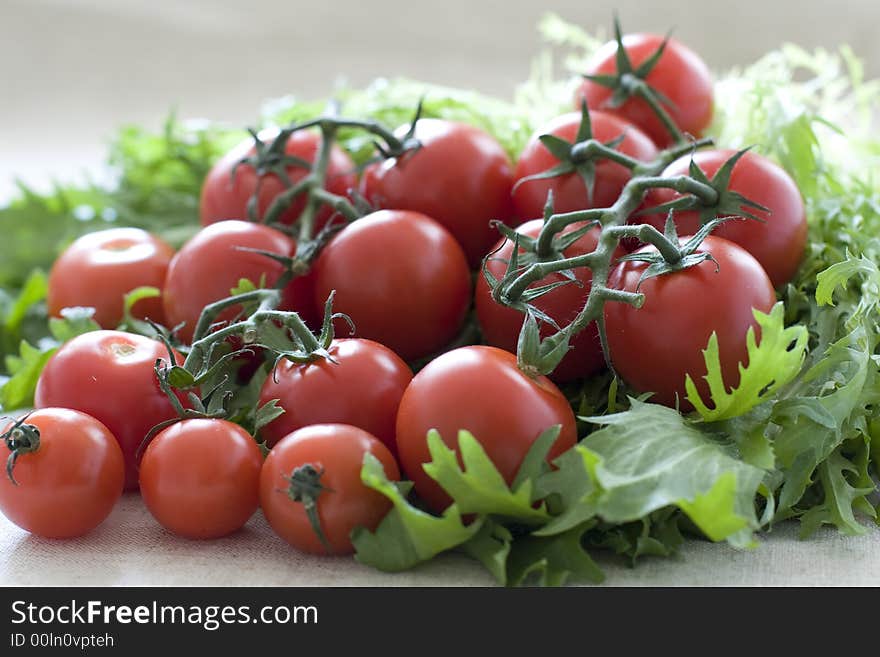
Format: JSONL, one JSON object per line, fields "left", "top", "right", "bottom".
{"left": 634, "top": 82, "right": 686, "bottom": 145}
{"left": 570, "top": 140, "right": 640, "bottom": 170}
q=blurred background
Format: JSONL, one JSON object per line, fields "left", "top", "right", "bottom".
{"left": 2, "top": 0, "right": 879, "bottom": 200}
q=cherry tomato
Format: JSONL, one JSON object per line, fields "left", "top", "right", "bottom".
{"left": 162, "top": 220, "right": 316, "bottom": 344}
{"left": 476, "top": 220, "right": 608, "bottom": 383}
{"left": 361, "top": 118, "right": 515, "bottom": 266}
{"left": 643, "top": 149, "right": 807, "bottom": 287}
{"left": 34, "top": 330, "right": 188, "bottom": 490}
{"left": 200, "top": 128, "right": 356, "bottom": 228}
{"left": 47, "top": 228, "right": 174, "bottom": 328}
{"left": 259, "top": 338, "right": 412, "bottom": 454}
{"left": 260, "top": 424, "right": 399, "bottom": 555}
{"left": 575, "top": 34, "right": 713, "bottom": 147}
{"left": 0, "top": 408, "right": 124, "bottom": 538}
{"left": 395, "top": 346, "right": 577, "bottom": 512}
{"left": 313, "top": 210, "right": 471, "bottom": 361}
{"left": 139, "top": 419, "right": 263, "bottom": 539}
{"left": 604, "top": 235, "right": 776, "bottom": 409}
{"left": 513, "top": 111, "right": 658, "bottom": 219}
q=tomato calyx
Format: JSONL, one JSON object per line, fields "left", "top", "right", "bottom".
{"left": 2, "top": 414, "right": 41, "bottom": 486}
{"left": 282, "top": 463, "right": 334, "bottom": 550}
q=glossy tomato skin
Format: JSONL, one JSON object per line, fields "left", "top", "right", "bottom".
{"left": 575, "top": 34, "right": 713, "bottom": 147}
{"left": 34, "top": 330, "right": 188, "bottom": 490}
{"left": 476, "top": 220, "right": 607, "bottom": 383}
{"left": 259, "top": 338, "right": 412, "bottom": 454}
{"left": 162, "top": 220, "right": 312, "bottom": 344}
{"left": 395, "top": 346, "right": 577, "bottom": 512}
{"left": 48, "top": 228, "right": 174, "bottom": 328}
{"left": 643, "top": 149, "right": 807, "bottom": 287}
{"left": 361, "top": 118, "right": 515, "bottom": 267}
{"left": 0, "top": 408, "right": 124, "bottom": 538}
{"left": 604, "top": 236, "right": 776, "bottom": 409}
{"left": 260, "top": 424, "right": 399, "bottom": 555}
{"left": 200, "top": 128, "right": 356, "bottom": 228}
{"left": 313, "top": 210, "right": 471, "bottom": 361}
{"left": 139, "top": 419, "right": 263, "bottom": 539}
{"left": 513, "top": 111, "right": 658, "bottom": 220}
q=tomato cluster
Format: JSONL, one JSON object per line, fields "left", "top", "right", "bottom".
{"left": 1, "top": 24, "right": 808, "bottom": 558}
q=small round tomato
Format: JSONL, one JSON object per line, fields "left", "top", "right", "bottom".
{"left": 361, "top": 118, "right": 515, "bottom": 266}
{"left": 575, "top": 34, "right": 713, "bottom": 147}
{"left": 260, "top": 424, "right": 399, "bottom": 555}
{"left": 643, "top": 149, "right": 807, "bottom": 287}
{"left": 313, "top": 210, "right": 471, "bottom": 361}
{"left": 475, "top": 220, "right": 607, "bottom": 383}
{"left": 162, "top": 220, "right": 315, "bottom": 344}
{"left": 259, "top": 338, "right": 412, "bottom": 454}
{"left": 604, "top": 235, "right": 776, "bottom": 409}
{"left": 0, "top": 408, "right": 124, "bottom": 538}
{"left": 47, "top": 228, "right": 174, "bottom": 328}
{"left": 139, "top": 419, "right": 263, "bottom": 539}
{"left": 513, "top": 111, "right": 658, "bottom": 219}
{"left": 200, "top": 128, "right": 356, "bottom": 228}
{"left": 395, "top": 346, "right": 577, "bottom": 512}
{"left": 34, "top": 330, "right": 188, "bottom": 490}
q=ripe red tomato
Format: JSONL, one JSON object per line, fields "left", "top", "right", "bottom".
{"left": 575, "top": 34, "right": 713, "bottom": 147}
{"left": 260, "top": 424, "right": 399, "bottom": 555}
{"left": 643, "top": 149, "right": 807, "bottom": 287}
{"left": 604, "top": 235, "right": 776, "bottom": 409}
{"left": 0, "top": 408, "right": 124, "bottom": 538}
{"left": 162, "top": 220, "right": 316, "bottom": 344}
{"left": 513, "top": 111, "right": 658, "bottom": 219}
{"left": 34, "top": 330, "right": 188, "bottom": 490}
{"left": 200, "top": 128, "right": 356, "bottom": 228}
{"left": 361, "top": 118, "right": 515, "bottom": 266}
{"left": 313, "top": 210, "right": 471, "bottom": 361}
{"left": 475, "top": 220, "right": 607, "bottom": 383}
{"left": 395, "top": 346, "right": 577, "bottom": 512}
{"left": 259, "top": 338, "right": 412, "bottom": 454}
{"left": 47, "top": 228, "right": 174, "bottom": 328}
{"left": 139, "top": 419, "right": 263, "bottom": 539}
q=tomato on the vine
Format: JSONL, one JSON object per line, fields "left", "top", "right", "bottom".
{"left": 361, "top": 118, "right": 515, "bottom": 266}
{"left": 395, "top": 346, "right": 577, "bottom": 512}
{"left": 260, "top": 424, "right": 399, "bottom": 555}
{"left": 513, "top": 111, "right": 658, "bottom": 220}
{"left": 259, "top": 338, "right": 412, "bottom": 454}
{"left": 162, "top": 220, "right": 316, "bottom": 343}
{"left": 476, "top": 220, "right": 609, "bottom": 383}
{"left": 643, "top": 149, "right": 807, "bottom": 287}
{"left": 604, "top": 235, "right": 776, "bottom": 409}
{"left": 575, "top": 34, "right": 713, "bottom": 147}
{"left": 34, "top": 330, "right": 188, "bottom": 490}
{"left": 200, "top": 128, "right": 356, "bottom": 228}
{"left": 313, "top": 210, "right": 471, "bottom": 361}
{"left": 139, "top": 419, "right": 263, "bottom": 539}
{"left": 48, "top": 228, "right": 174, "bottom": 328}
{"left": 0, "top": 408, "right": 124, "bottom": 538}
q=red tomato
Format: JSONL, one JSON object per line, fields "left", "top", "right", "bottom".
{"left": 34, "top": 330, "right": 188, "bottom": 490}
{"left": 604, "top": 235, "right": 776, "bottom": 409}
{"left": 643, "top": 149, "right": 807, "bottom": 287}
{"left": 259, "top": 338, "right": 412, "bottom": 454}
{"left": 513, "top": 111, "right": 658, "bottom": 219}
{"left": 162, "top": 220, "right": 316, "bottom": 344}
{"left": 361, "top": 118, "right": 515, "bottom": 266}
{"left": 395, "top": 346, "right": 577, "bottom": 512}
{"left": 200, "top": 128, "right": 356, "bottom": 228}
{"left": 313, "top": 210, "right": 471, "bottom": 361}
{"left": 260, "top": 424, "right": 399, "bottom": 555}
{"left": 139, "top": 419, "right": 263, "bottom": 539}
{"left": 0, "top": 409, "right": 124, "bottom": 538}
{"left": 575, "top": 34, "right": 713, "bottom": 147}
{"left": 475, "top": 220, "right": 607, "bottom": 383}
{"left": 47, "top": 228, "right": 174, "bottom": 328}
